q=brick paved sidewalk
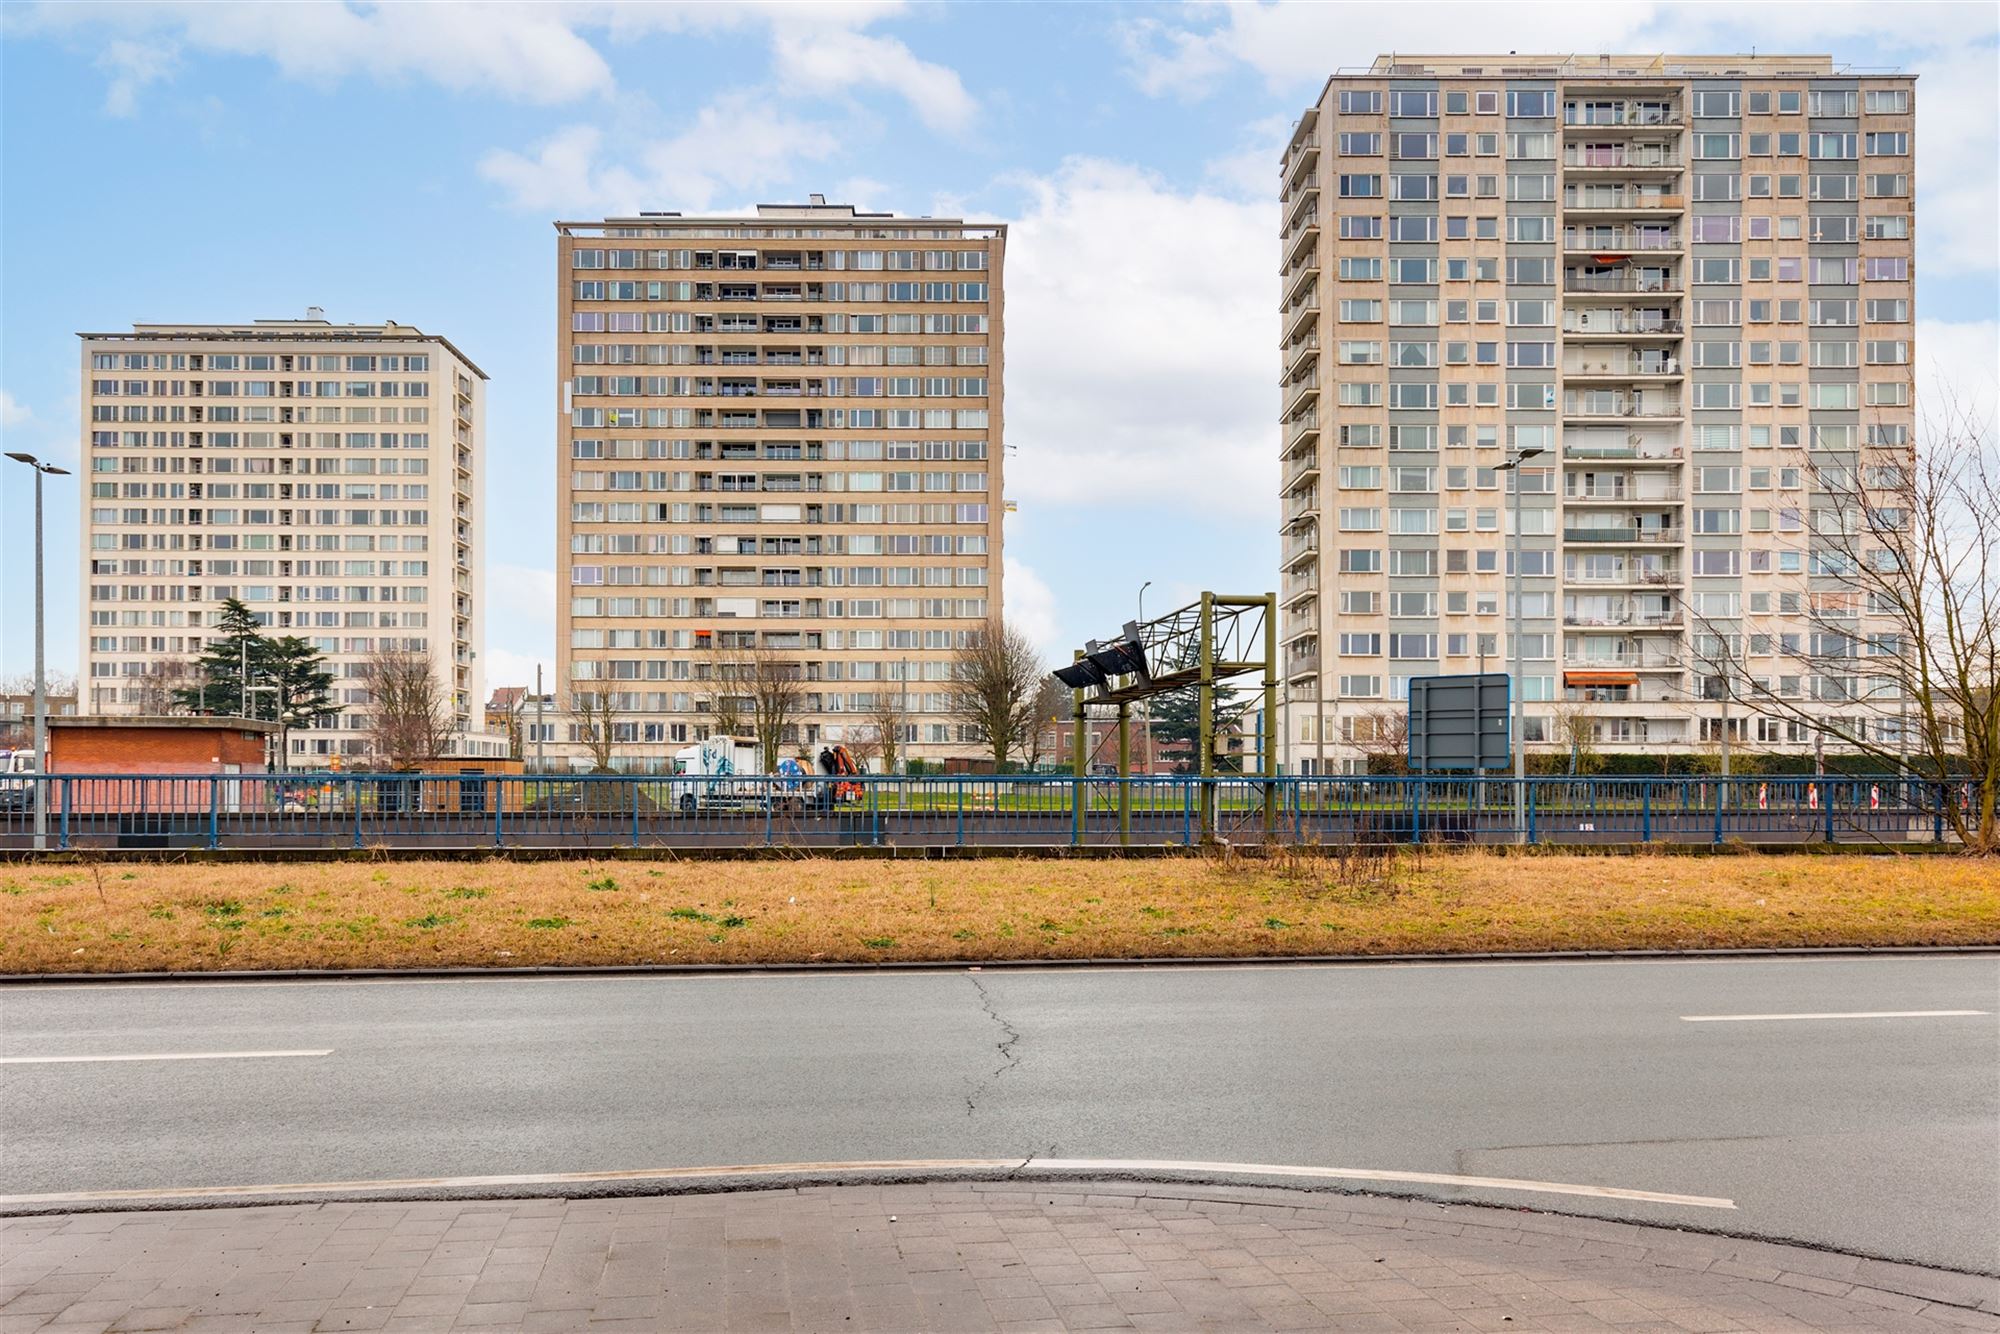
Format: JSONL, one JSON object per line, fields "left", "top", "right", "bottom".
{"left": 3, "top": 1181, "right": 1996, "bottom": 1333}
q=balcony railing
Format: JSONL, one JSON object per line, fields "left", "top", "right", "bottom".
{"left": 1564, "top": 271, "right": 1679, "bottom": 294}
{"left": 1564, "top": 567, "right": 1683, "bottom": 585}
{"left": 1562, "top": 353, "right": 1681, "bottom": 376}
{"left": 1563, "top": 146, "right": 1681, "bottom": 169}
{"left": 1563, "top": 314, "right": 1682, "bottom": 337}
{"left": 1563, "top": 526, "right": 1685, "bottom": 544}
{"left": 1563, "top": 105, "right": 1680, "bottom": 128}
{"left": 1563, "top": 394, "right": 1681, "bottom": 418}
{"left": 1564, "top": 483, "right": 1684, "bottom": 502}
{"left": 1563, "top": 227, "right": 1678, "bottom": 251}
{"left": 1564, "top": 189, "right": 1685, "bottom": 211}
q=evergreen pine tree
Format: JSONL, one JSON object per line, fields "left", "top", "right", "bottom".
{"left": 174, "top": 599, "right": 268, "bottom": 718}
{"left": 264, "top": 636, "right": 342, "bottom": 762}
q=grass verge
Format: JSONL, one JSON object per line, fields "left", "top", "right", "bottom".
{"left": 1, "top": 848, "right": 1994, "bottom": 974}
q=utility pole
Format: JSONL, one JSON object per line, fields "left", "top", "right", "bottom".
{"left": 1498, "top": 446, "right": 1543, "bottom": 844}
{"left": 534, "top": 663, "right": 546, "bottom": 774}
{"left": 7, "top": 453, "right": 69, "bottom": 852}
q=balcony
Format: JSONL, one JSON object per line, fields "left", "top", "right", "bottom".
{"left": 1563, "top": 188, "right": 1685, "bottom": 213}
{"left": 1284, "top": 530, "right": 1320, "bottom": 566}
{"left": 1282, "top": 373, "right": 1319, "bottom": 417}
{"left": 1564, "top": 481, "right": 1683, "bottom": 503}
{"left": 1563, "top": 226, "right": 1678, "bottom": 253}
{"left": 1283, "top": 295, "right": 1320, "bottom": 342}
{"left": 1563, "top": 269, "right": 1679, "bottom": 296}
{"left": 1563, "top": 312, "right": 1682, "bottom": 338}
{"left": 1563, "top": 145, "right": 1681, "bottom": 171}
{"left": 1564, "top": 565, "right": 1683, "bottom": 586}
{"left": 1563, "top": 392, "right": 1681, "bottom": 419}
{"left": 1282, "top": 450, "right": 1321, "bottom": 490}
{"left": 1562, "top": 351, "right": 1681, "bottom": 377}
{"left": 1563, "top": 652, "right": 1685, "bottom": 672}
{"left": 1563, "top": 524, "right": 1685, "bottom": 545}
{"left": 1283, "top": 491, "right": 1319, "bottom": 524}
{"left": 1286, "top": 413, "right": 1320, "bottom": 446}
{"left": 1563, "top": 103, "right": 1680, "bottom": 129}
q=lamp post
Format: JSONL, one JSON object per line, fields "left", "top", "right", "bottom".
{"left": 1497, "top": 446, "right": 1543, "bottom": 844}
{"left": 7, "top": 452, "right": 71, "bottom": 851}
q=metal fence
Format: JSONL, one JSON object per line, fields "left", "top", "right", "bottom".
{"left": 0, "top": 773, "right": 1964, "bottom": 852}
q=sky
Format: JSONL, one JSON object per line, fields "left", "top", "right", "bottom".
{"left": 3, "top": 0, "right": 1996, "bottom": 695}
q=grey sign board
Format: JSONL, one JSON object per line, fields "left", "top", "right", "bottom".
{"left": 1407, "top": 673, "right": 1511, "bottom": 771}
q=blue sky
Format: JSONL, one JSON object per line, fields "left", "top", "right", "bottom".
{"left": 4, "top": 1, "right": 1995, "bottom": 693}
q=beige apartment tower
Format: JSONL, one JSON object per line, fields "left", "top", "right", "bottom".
{"left": 77, "top": 318, "right": 491, "bottom": 763}
{"left": 554, "top": 201, "right": 1006, "bottom": 771}
{"left": 1281, "top": 55, "right": 1916, "bottom": 772}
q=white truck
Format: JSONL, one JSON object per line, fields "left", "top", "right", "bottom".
{"left": 669, "top": 735, "right": 767, "bottom": 814}
{"left": 0, "top": 749, "right": 37, "bottom": 813}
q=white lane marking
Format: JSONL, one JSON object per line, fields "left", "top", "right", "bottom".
{"left": 1680, "top": 1010, "right": 1988, "bottom": 1023}
{"left": 4, "top": 953, "right": 1991, "bottom": 991}
{"left": 0, "top": 1049, "right": 332, "bottom": 1065}
{"left": 0, "top": 1156, "right": 1734, "bottom": 1211}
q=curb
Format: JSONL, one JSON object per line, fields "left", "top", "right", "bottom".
{"left": 5, "top": 1173, "right": 1994, "bottom": 1316}
{"left": 3, "top": 943, "right": 1995, "bottom": 985}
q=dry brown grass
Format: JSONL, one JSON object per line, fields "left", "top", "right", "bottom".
{"left": 0, "top": 850, "right": 1994, "bottom": 974}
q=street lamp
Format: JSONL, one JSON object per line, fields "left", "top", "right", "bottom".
{"left": 1496, "top": 445, "right": 1544, "bottom": 844}
{"left": 7, "top": 452, "right": 71, "bottom": 851}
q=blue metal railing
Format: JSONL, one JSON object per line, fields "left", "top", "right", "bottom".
{"left": 0, "top": 773, "right": 1961, "bottom": 852}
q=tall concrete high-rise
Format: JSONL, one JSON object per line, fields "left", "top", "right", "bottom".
{"left": 77, "top": 317, "right": 491, "bottom": 764}
{"left": 554, "top": 200, "right": 1006, "bottom": 771}
{"left": 1280, "top": 55, "right": 1915, "bottom": 772}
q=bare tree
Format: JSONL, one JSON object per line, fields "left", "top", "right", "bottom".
{"left": 1545, "top": 699, "right": 1606, "bottom": 776}
{"left": 1023, "top": 676, "right": 1069, "bottom": 770}
{"left": 842, "top": 725, "right": 882, "bottom": 773}
{"left": 1687, "top": 393, "right": 1998, "bottom": 852}
{"left": 569, "top": 688, "right": 622, "bottom": 774}
{"left": 947, "top": 618, "right": 1044, "bottom": 770}
{"left": 131, "top": 660, "right": 195, "bottom": 715}
{"left": 1352, "top": 708, "right": 1410, "bottom": 776}
{"left": 864, "top": 677, "right": 914, "bottom": 775}
{"left": 366, "top": 648, "right": 453, "bottom": 770}
{"left": 727, "top": 647, "right": 805, "bottom": 774}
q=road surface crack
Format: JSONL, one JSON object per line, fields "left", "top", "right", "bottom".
{"left": 964, "top": 972, "right": 1023, "bottom": 1116}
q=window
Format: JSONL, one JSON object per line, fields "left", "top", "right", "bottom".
{"left": 1505, "top": 89, "right": 1554, "bottom": 119}
{"left": 1338, "top": 89, "right": 1381, "bottom": 114}
{"left": 1338, "top": 174, "right": 1382, "bottom": 197}
{"left": 1338, "top": 132, "right": 1382, "bottom": 155}
{"left": 1864, "top": 89, "right": 1909, "bottom": 114}
{"left": 1690, "top": 89, "right": 1739, "bottom": 118}
{"left": 1389, "top": 89, "right": 1437, "bottom": 117}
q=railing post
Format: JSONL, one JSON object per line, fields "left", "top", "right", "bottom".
{"left": 956, "top": 778, "right": 965, "bottom": 847}
{"left": 1824, "top": 780, "right": 1836, "bottom": 844}
{"left": 1072, "top": 774, "right": 1082, "bottom": 848}
{"left": 1411, "top": 778, "right": 1423, "bottom": 845}
{"left": 1527, "top": 780, "right": 1538, "bottom": 845}
{"left": 1713, "top": 776, "right": 1724, "bottom": 846}
{"left": 207, "top": 777, "right": 220, "bottom": 851}
{"left": 869, "top": 778, "right": 881, "bottom": 846}
{"left": 1641, "top": 780, "right": 1651, "bottom": 844}
{"left": 1182, "top": 778, "right": 1193, "bottom": 847}
{"left": 494, "top": 779, "right": 505, "bottom": 849}
{"left": 352, "top": 778, "right": 364, "bottom": 849}
{"left": 1935, "top": 783, "right": 1946, "bottom": 844}
{"left": 58, "top": 778, "right": 71, "bottom": 851}
{"left": 764, "top": 776, "right": 774, "bottom": 848}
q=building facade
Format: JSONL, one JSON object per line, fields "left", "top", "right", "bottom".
{"left": 554, "top": 200, "right": 1006, "bottom": 771}
{"left": 1280, "top": 55, "right": 1915, "bottom": 772}
{"left": 78, "top": 317, "right": 489, "bottom": 764}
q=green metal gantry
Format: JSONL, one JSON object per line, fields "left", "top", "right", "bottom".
{"left": 1065, "top": 592, "right": 1278, "bottom": 844}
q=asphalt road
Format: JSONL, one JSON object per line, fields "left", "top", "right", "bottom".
{"left": 2, "top": 957, "right": 1994, "bottom": 1273}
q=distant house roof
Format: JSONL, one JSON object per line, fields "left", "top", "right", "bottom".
{"left": 53, "top": 715, "right": 278, "bottom": 734}
{"left": 487, "top": 687, "right": 526, "bottom": 710}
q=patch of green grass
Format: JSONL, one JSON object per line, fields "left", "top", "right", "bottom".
{"left": 718, "top": 914, "right": 750, "bottom": 929}
{"left": 147, "top": 907, "right": 175, "bottom": 920}
{"left": 862, "top": 936, "right": 897, "bottom": 949}
{"left": 404, "top": 913, "right": 454, "bottom": 930}
{"left": 526, "top": 916, "right": 569, "bottom": 930}
{"left": 444, "top": 887, "right": 487, "bottom": 900}
{"left": 201, "top": 900, "right": 245, "bottom": 924}
{"left": 1264, "top": 917, "right": 1294, "bottom": 930}
{"left": 952, "top": 928, "right": 977, "bottom": 941}
{"left": 260, "top": 907, "right": 289, "bottom": 919}
{"left": 587, "top": 876, "right": 619, "bottom": 892}
{"left": 668, "top": 906, "right": 715, "bottom": 923}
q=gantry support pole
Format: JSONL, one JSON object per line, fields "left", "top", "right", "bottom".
{"left": 1198, "top": 592, "right": 1216, "bottom": 841}
{"left": 1262, "top": 592, "right": 1278, "bottom": 844}
{"left": 1072, "top": 651, "right": 1088, "bottom": 842}
{"left": 1117, "top": 702, "right": 1131, "bottom": 846}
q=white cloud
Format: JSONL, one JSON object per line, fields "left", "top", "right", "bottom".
{"left": 482, "top": 647, "right": 554, "bottom": 695}
{"left": 1002, "top": 554, "right": 1062, "bottom": 658}
{"left": 1122, "top": 3, "right": 1999, "bottom": 276}
{"left": 1914, "top": 318, "right": 1999, "bottom": 432}
{"left": 16, "top": 0, "right": 976, "bottom": 131}
{"left": 998, "top": 158, "right": 1276, "bottom": 522}
{"left": 771, "top": 24, "right": 976, "bottom": 133}
{"left": 484, "top": 562, "right": 556, "bottom": 692}
{"left": 0, "top": 390, "right": 31, "bottom": 429}
{"left": 96, "top": 38, "right": 177, "bottom": 117}
{"left": 1202, "top": 112, "right": 1291, "bottom": 201}
{"left": 480, "top": 98, "right": 841, "bottom": 214}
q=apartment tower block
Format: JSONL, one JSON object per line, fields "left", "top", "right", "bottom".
{"left": 77, "top": 318, "right": 488, "bottom": 762}
{"left": 1280, "top": 55, "right": 1915, "bottom": 771}
{"left": 554, "top": 201, "right": 1005, "bottom": 770}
